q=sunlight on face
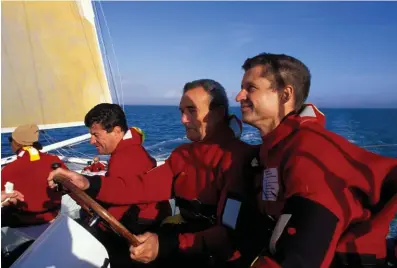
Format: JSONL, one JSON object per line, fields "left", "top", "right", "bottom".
{"left": 179, "top": 87, "right": 212, "bottom": 142}
{"left": 88, "top": 123, "right": 119, "bottom": 155}
{"left": 236, "top": 65, "right": 281, "bottom": 135}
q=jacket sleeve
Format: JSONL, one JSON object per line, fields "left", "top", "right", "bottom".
{"left": 253, "top": 153, "right": 347, "bottom": 268}
{"left": 85, "top": 146, "right": 174, "bottom": 205}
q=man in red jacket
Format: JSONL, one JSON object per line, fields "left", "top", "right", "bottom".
{"left": 48, "top": 80, "right": 260, "bottom": 267}
{"left": 127, "top": 79, "right": 260, "bottom": 267}
{"left": 49, "top": 103, "right": 171, "bottom": 267}
{"left": 82, "top": 156, "right": 106, "bottom": 172}
{"left": 1, "top": 124, "right": 66, "bottom": 227}
{"left": 234, "top": 52, "right": 397, "bottom": 268}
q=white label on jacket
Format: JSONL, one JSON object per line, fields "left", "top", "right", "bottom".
{"left": 222, "top": 198, "right": 241, "bottom": 230}
{"left": 262, "top": 168, "right": 279, "bottom": 201}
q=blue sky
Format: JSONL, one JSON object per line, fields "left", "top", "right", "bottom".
{"left": 95, "top": 1, "right": 397, "bottom": 108}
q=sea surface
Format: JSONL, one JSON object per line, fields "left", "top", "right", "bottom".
{"left": 2, "top": 106, "right": 397, "bottom": 160}
{"left": 1, "top": 106, "right": 397, "bottom": 234}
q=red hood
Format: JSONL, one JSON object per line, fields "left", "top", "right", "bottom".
{"left": 298, "top": 103, "right": 326, "bottom": 127}
{"left": 113, "top": 127, "right": 145, "bottom": 153}
{"left": 261, "top": 103, "right": 326, "bottom": 151}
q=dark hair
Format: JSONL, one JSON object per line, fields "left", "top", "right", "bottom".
{"left": 32, "top": 141, "right": 43, "bottom": 150}
{"left": 242, "top": 53, "right": 311, "bottom": 111}
{"left": 183, "top": 79, "right": 229, "bottom": 121}
{"left": 84, "top": 103, "right": 128, "bottom": 133}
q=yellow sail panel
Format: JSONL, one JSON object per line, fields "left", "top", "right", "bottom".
{"left": 1, "top": 0, "right": 113, "bottom": 132}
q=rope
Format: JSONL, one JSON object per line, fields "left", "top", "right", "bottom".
{"left": 97, "top": 0, "right": 124, "bottom": 111}
{"left": 93, "top": 1, "right": 120, "bottom": 106}
{"left": 361, "top": 143, "right": 397, "bottom": 148}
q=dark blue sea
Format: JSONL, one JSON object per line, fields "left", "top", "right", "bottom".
{"left": 2, "top": 106, "right": 397, "bottom": 160}
{"left": 1, "top": 106, "right": 397, "bottom": 236}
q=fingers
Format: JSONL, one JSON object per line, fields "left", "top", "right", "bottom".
{"left": 129, "top": 233, "right": 152, "bottom": 256}
{"left": 136, "top": 232, "right": 153, "bottom": 243}
{"left": 13, "top": 190, "right": 25, "bottom": 201}
{"left": 129, "top": 233, "right": 158, "bottom": 264}
{"left": 47, "top": 169, "right": 59, "bottom": 189}
{"left": 47, "top": 168, "right": 69, "bottom": 189}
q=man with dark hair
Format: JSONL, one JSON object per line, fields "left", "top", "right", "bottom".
{"left": 48, "top": 80, "right": 259, "bottom": 267}
{"left": 47, "top": 103, "right": 171, "bottom": 266}
{"left": 1, "top": 124, "right": 65, "bottom": 227}
{"left": 127, "top": 79, "right": 259, "bottom": 267}
{"left": 236, "top": 52, "right": 397, "bottom": 268}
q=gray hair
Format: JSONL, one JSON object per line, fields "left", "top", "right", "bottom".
{"left": 182, "top": 79, "right": 229, "bottom": 120}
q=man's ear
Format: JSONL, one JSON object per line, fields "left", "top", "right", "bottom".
{"left": 113, "top": 126, "right": 122, "bottom": 135}
{"left": 280, "top": 85, "right": 294, "bottom": 105}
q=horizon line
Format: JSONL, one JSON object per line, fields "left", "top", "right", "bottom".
{"left": 119, "top": 104, "right": 397, "bottom": 109}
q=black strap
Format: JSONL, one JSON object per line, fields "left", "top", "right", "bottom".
{"left": 14, "top": 205, "right": 61, "bottom": 216}
{"left": 175, "top": 197, "right": 217, "bottom": 223}
{"left": 331, "top": 252, "right": 385, "bottom": 268}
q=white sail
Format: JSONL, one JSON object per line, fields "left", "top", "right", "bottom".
{"left": 1, "top": 0, "right": 113, "bottom": 133}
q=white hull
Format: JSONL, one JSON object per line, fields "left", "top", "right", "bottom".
{"left": 9, "top": 214, "right": 110, "bottom": 268}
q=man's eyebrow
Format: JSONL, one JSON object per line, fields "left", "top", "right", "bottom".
{"left": 241, "top": 81, "right": 255, "bottom": 89}
{"left": 179, "top": 105, "right": 196, "bottom": 110}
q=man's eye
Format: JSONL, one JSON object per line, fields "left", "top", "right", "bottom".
{"left": 248, "top": 86, "right": 256, "bottom": 92}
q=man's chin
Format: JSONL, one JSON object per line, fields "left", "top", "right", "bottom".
{"left": 241, "top": 114, "right": 253, "bottom": 124}
{"left": 186, "top": 133, "right": 200, "bottom": 142}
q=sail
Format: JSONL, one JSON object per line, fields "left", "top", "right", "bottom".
{"left": 1, "top": 0, "right": 113, "bottom": 133}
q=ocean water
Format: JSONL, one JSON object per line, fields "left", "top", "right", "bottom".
{"left": 1, "top": 106, "right": 397, "bottom": 160}
{"left": 1, "top": 106, "right": 397, "bottom": 234}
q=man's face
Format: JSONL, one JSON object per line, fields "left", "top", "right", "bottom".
{"left": 179, "top": 87, "right": 222, "bottom": 142}
{"left": 93, "top": 157, "right": 99, "bottom": 163}
{"left": 88, "top": 123, "right": 120, "bottom": 155}
{"left": 236, "top": 65, "right": 281, "bottom": 133}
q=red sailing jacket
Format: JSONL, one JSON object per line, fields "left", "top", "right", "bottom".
{"left": 1, "top": 148, "right": 66, "bottom": 225}
{"left": 86, "top": 116, "right": 260, "bottom": 262}
{"left": 85, "top": 127, "right": 171, "bottom": 229}
{"left": 83, "top": 162, "right": 106, "bottom": 172}
{"left": 158, "top": 121, "right": 259, "bottom": 261}
{"left": 251, "top": 104, "right": 397, "bottom": 268}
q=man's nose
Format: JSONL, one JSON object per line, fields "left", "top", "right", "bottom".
{"left": 181, "top": 113, "right": 190, "bottom": 124}
{"left": 235, "top": 89, "right": 247, "bottom": 102}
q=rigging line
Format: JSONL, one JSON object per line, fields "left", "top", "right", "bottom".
{"left": 93, "top": 1, "right": 120, "bottom": 106}
{"left": 361, "top": 143, "right": 397, "bottom": 148}
{"left": 22, "top": 2, "right": 46, "bottom": 124}
{"left": 41, "top": 131, "right": 95, "bottom": 158}
{"left": 73, "top": 1, "right": 106, "bottom": 96}
{"left": 97, "top": 0, "right": 124, "bottom": 111}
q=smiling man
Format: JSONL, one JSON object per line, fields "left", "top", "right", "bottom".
{"left": 47, "top": 103, "right": 171, "bottom": 266}
{"left": 236, "top": 52, "right": 397, "bottom": 268}
{"left": 128, "top": 79, "right": 259, "bottom": 267}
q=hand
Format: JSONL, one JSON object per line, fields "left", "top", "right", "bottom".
{"left": 1, "top": 190, "right": 24, "bottom": 206}
{"left": 129, "top": 232, "right": 159, "bottom": 263}
{"left": 47, "top": 168, "right": 90, "bottom": 190}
